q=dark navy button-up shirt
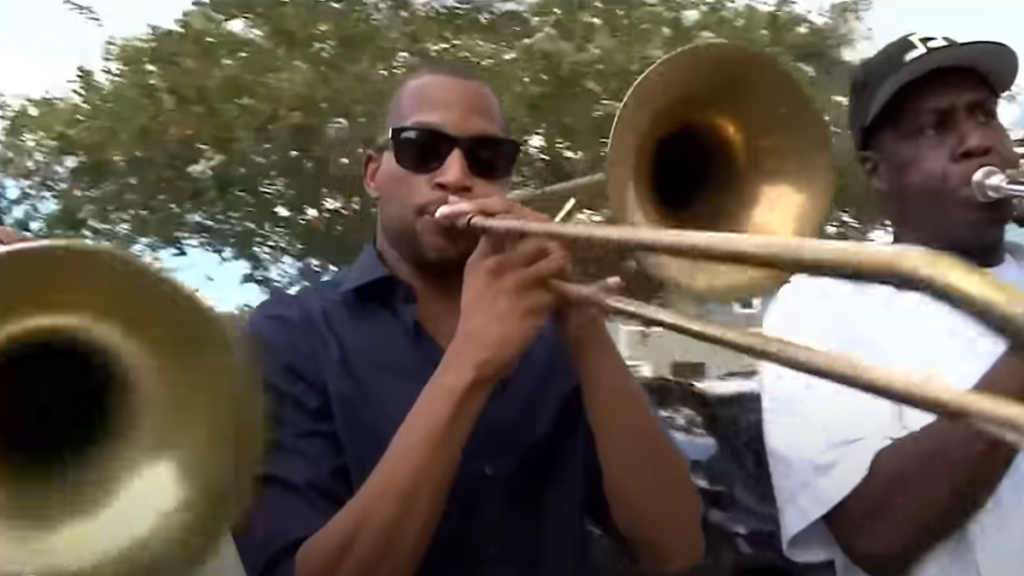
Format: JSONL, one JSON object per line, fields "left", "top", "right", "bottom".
{"left": 233, "top": 244, "right": 618, "bottom": 576}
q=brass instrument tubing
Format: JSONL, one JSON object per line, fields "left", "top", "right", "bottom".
{"left": 464, "top": 215, "right": 1024, "bottom": 446}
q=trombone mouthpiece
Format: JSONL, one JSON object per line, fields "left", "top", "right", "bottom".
{"left": 971, "top": 166, "right": 1014, "bottom": 202}
{"left": 433, "top": 204, "right": 474, "bottom": 228}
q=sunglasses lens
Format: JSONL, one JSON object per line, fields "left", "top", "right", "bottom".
{"left": 391, "top": 129, "right": 456, "bottom": 174}
{"left": 389, "top": 128, "right": 520, "bottom": 180}
{"left": 463, "top": 138, "right": 521, "bottom": 180}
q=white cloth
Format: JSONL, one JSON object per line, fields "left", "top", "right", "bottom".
{"left": 760, "top": 241, "right": 1024, "bottom": 576}
{"left": 191, "top": 535, "right": 246, "bottom": 576}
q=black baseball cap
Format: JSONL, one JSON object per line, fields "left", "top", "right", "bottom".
{"left": 848, "top": 33, "right": 1018, "bottom": 150}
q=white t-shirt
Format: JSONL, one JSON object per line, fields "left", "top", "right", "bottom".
{"left": 760, "top": 241, "right": 1024, "bottom": 576}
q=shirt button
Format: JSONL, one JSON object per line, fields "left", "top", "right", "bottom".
{"left": 487, "top": 544, "right": 500, "bottom": 556}
{"left": 483, "top": 465, "right": 494, "bottom": 476}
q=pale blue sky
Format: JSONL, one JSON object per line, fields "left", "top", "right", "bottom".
{"left": 0, "top": 0, "right": 1022, "bottom": 309}
{"left": 0, "top": 0, "right": 264, "bottom": 309}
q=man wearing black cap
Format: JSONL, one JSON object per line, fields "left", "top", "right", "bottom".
{"left": 758, "top": 34, "right": 1024, "bottom": 576}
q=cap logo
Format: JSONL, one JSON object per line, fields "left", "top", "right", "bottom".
{"left": 904, "top": 33, "right": 959, "bottom": 63}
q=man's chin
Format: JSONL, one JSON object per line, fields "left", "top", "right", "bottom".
{"left": 421, "top": 244, "right": 474, "bottom": 272}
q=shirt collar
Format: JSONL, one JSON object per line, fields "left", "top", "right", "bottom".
{"left": 1005, "top": 240, "right": 1024, "bottom": 266}
{"left": 338, "top": 243, "right": 393, "bottom": 294}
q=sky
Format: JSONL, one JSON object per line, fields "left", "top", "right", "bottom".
{"left": 1, "top": 0, "right": 1023, "bottom": 308}
{"left": 0, "top": 0, "right": 264, "bottom": 310}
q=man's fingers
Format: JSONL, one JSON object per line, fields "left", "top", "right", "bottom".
{"left": 568, "top": 276, "right": 622, "bottom": 314}
{"left": 434, "top": 196, "right": 513, "bottom": 222}
{"left": 497, "top": 238, "right": 553, "bottom": 271}
{"left": 469, "top": 230, "right": 512, "bottom": 264}
{"left": 588, "top": 276, "right": 624, "bottom": 296}
{"left": 434, "top": 202, "right": 477, "bottom": 225}
{"left": 513, "top": 248, "right": 571, "bottom": 287}
{"left": 434, "top": 196, "right": 549, "bottom": 225}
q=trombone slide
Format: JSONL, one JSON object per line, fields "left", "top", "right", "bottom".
{"left": 461, "top": 214, "right": 1024, "bottom": 448}
{"left": 496, "top": 42, "right": 1024, "bottom": 448}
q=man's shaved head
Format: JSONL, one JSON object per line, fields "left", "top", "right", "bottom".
{"left": 365, "top": 58, "right": 515, "bottom": 275}
{"left": 385, "top": 61, "right": 507, "bottom": 134}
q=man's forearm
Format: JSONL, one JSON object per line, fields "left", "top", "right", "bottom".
{"left": 826, "top": 354, "right": 1024, "bottom": 576}
{"left": 295, "top": 351, "right": 493, "bottom": 576}
{"left": 564, "top": 317, "right": 704, "bottom": 574}
{"left": 827, "top": 418, "right": 1015, "bottom": 576}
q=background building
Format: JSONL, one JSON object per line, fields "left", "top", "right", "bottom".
{"left": 608, "top": 287, "right": 773, "bottom": 380}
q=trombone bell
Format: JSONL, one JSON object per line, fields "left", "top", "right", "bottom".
{"left": 0, "top": 241, "right": 261, "bottom": 576}
{"left": 605, "top": 42, "right": 835, "bottom": 300}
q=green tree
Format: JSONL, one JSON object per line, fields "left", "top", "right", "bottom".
{"left": 0, "top": 0, "right": 873, "bottom": 290}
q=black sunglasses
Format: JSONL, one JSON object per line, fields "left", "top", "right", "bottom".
{"left": 386, "top": 126, "right": 521, "bottom": 181}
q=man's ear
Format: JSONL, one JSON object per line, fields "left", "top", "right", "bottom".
{"left": 364, "top": 152, "right": 383, "bottom": 200}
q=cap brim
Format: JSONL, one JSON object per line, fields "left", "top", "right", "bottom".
{"left": 866, "top": 41, "right": 1018, "bottom": 126}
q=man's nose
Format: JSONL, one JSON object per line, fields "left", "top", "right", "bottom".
{"left": 955, "top": 122, "right": 996, "bottom": 161}
{"left": 432, "top": 149, "right": 473, "bottom": 196}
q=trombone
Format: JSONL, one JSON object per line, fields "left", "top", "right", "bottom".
{"left": 0, "top": 241, "right": 261, "bottom": 576}
{"left": 461, "top": 42, "right": 1024, "bottom": 446}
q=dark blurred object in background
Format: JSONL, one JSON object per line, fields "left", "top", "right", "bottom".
{"left": 587, "top": 376, "right": 835, "bottom": 576}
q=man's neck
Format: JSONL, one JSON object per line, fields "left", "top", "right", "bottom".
{"left": 375, "top": 238, "right": 464, "bottom": 345}
{"left": 375, "top": 239, "right": 462, "bottom": 298}
{"left": 892, "top": 234, "right": 1005, "bottom": 269}
{"left": 408, "top": 274, "right": 463, "bottom": 348}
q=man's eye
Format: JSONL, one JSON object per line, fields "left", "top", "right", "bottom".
{"left": 917, "top": 121, "right": 941, "bottom": 137}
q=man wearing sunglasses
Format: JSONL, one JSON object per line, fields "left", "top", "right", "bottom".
{"left": 234, "top": 63, "right": 704, "bottom": 576}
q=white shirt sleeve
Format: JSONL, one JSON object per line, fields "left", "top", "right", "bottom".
{"left": 760, "top": 277, "right": 1009, "bottom": 567}
{"left": 759, "top": 278, "right": 890, "bottom": 563}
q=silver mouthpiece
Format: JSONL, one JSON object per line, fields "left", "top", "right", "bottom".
{"left": 971, "top": 166, "right": 1024, "bottom": 202}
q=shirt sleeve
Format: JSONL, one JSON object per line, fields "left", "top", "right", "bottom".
{"left": 761, "top": 278, "right": 1012, "bottom": 566}
{"left": 233, "top": 293, "right": 353, "bottom": 576}
{"left": 758, "top": 279, "right": 906, "bottom": 565}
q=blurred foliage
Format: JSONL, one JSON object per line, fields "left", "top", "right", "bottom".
{"left": 61, "top": 0, "right": 102, "bottom": 26}
{"left": 2, "top": 0, "right": 875, "bottom": 289}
